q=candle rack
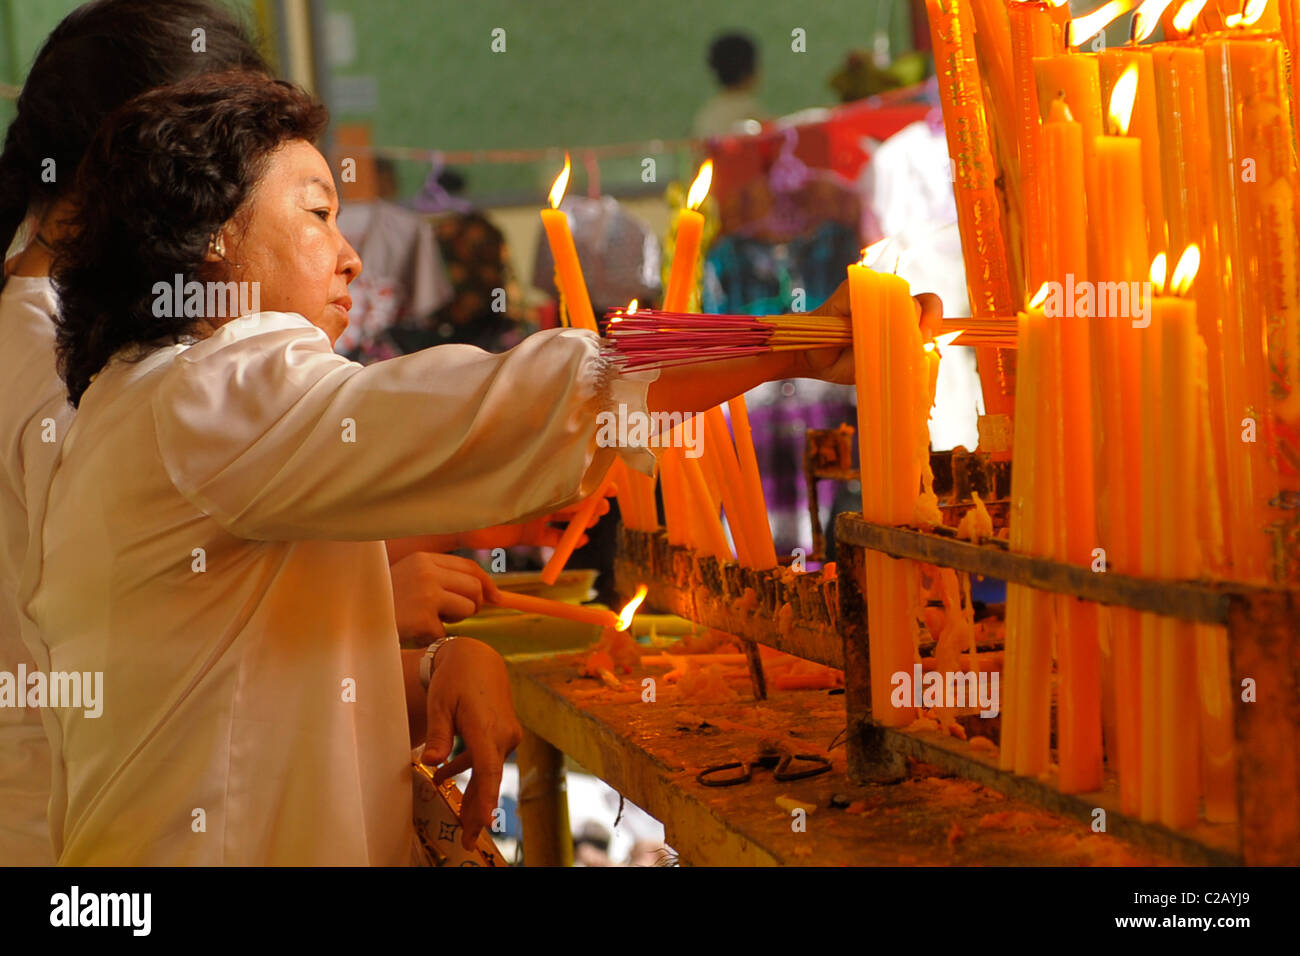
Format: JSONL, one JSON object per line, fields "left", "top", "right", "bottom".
{"left": 613, "top": 517, "right": 1299, "bottom": 865}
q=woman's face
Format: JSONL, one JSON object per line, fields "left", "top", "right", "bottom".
{"left": 221, "top": 139, "right": 362, "bottom": 344}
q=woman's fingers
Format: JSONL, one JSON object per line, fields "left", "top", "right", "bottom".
{"left": 914, "top": 292, "right": 944, "bottom": 340}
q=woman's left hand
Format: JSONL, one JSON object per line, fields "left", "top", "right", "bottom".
{"left": 797, "top": 282, "right": 945, "bottom": 385}
{"left": 422, "top": 638, "right": 523, "bottom": 850}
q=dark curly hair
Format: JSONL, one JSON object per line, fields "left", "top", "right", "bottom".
{"left": 0, "top": 0, "right": 268, "bottom": 259}
{"left": 52, "top": 71, "right": 328, "bottom": 406}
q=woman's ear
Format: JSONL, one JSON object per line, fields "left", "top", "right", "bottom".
{"left": 204, "top": 232, "right": 226, "bottom": 264}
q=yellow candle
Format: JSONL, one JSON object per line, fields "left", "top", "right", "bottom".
{"left": 848, "top": 255, "right": 923, "bottom": 727}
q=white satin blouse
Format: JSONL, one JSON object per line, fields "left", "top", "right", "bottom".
{"left": 23, "top": 312, "right": 654, "bottom": 865}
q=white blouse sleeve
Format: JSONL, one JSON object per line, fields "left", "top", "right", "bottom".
{"left": 151, "top": 312, "right": 657, "bottom": 541}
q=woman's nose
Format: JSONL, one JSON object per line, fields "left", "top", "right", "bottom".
{"left": 340, "top": 238, "right": 362, "bottom": 282}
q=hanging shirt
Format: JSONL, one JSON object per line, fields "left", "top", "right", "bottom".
{"left": 23, "top": 312, "right": 655, "bottom": 865}
{"left": 0, "top": 275, "right": 70, "bottom": 866}
{"left": 333, "top": 200, "right": 453, "bottom": 363}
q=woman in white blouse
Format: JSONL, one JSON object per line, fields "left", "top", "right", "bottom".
{"left": 32, "top": 71, "right": 939, "bottom": 865}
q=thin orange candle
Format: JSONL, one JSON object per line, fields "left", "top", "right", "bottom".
{"left": 1150, "top": 247, "right": 1204, "bottom": 829}
{"left": 1094, "top": 66, "right": 1149, "bottom": 815}
{"left": 540, "top": 153, "right": 597, "bottom": 333}
{"left": 493, "top": 589, "right": 620, "bottom": 630}
{"left": 1100, "top": 48, "right": 1166, "bottom": 258}
{"left": 540, "top": 171, "right": 641, "bottom": 570}
{"left": 1042, "top": 97, "right": 1102, "bottom": 793}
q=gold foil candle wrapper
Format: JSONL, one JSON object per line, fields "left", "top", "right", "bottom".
{"left": 1009, "top": 1, "right": 1059, "bottom": 293}
{"left": 926, "top": 0, "right": 1017, "bottom": 319}
{"left": 1208, "top": 36, "right": 1297, "bottom": 583}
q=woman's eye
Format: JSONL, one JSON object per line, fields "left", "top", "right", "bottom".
{"left": 312, "top": 208, "right": 331, "bottom": 221}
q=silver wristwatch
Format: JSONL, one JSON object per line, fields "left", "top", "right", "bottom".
{"left": 418, "top": 636, "right": 458, "bottom": 689}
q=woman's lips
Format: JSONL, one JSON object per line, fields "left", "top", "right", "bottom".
{"left": 330, "top": 295, "right": 353, "bottom": 313}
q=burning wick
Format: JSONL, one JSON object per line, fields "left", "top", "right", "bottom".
{"left": 617, "top": 584, "right": 649, "bottom": 631}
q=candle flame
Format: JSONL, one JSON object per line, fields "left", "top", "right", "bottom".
{"left": 687, "top": 160, "right": 713, "bottom": 210}
{"left": 610, "top": 299, "right": 637, "bottom": 324}
{"left": 1150, "top": 251, "right": 1168, "bottom": 294}
{"left": 1132, "top": 0, "right": 1174, "bottom": 41}
{"left": 1171, "top": 244, "right": 1200, "bottom": 296}
{"left": 1109, "top": 63, "right": 1139, "bottom": 136}
{"left": 548, "top": 153, "right": 571, "bottom": 209}
{"left": 1029, "top": 282, "right": 1051, "bottom": 311}
{"left": 860, "top": 240, "right": 890, "bottom": 268}
{"left": 616, "top": 584, "right": 648, "bottom": 631}
{"left": 1070, "top": 0, "right": 1136, "bottom": 47}
{"left": 1172, "top": 0, "right": 1208, "bottom": 32}
{"left": 1237, "top": 0, "right": 1269, "bottom": 26}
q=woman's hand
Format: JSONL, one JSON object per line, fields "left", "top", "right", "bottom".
{"left": 390, "top": 552, "right": 501, "bottom": 640}
{"left": 421, "top": 638, "right": 523, "bottom": 850}
{"left": 797, "top": 283, "right": 945, "bottom": 385}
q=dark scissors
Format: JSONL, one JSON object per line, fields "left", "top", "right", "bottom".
{"left": 696, "top": 749, "right": 832, "bottom": 787}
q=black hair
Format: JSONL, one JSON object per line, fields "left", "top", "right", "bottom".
{"left": 707, "top": 32, "right": 758, "bottom": 88}
{"left": 52, "top": 71, "right": 328, "bottom": 406}
{"left": 0, "top": 0, "right": 268, "bottom": 258}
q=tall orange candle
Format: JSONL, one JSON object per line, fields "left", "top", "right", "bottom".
{"left": 1150, "top": 246, "right": 1203, "bottom": 829}
{"left": 540, "top": 153, "right": 597, "bottom": 333}
{"left": 539, "top": 165, "right": 647, "bottom": 573}
{"left": 1100, "top": 48, "right": 1167, "bottom": 259}
{"left": 1042, "top": 97, "right": 1102, "bottom": 793}
{"left": 1094, "top": 65, "right": 1149, "bottom": 815}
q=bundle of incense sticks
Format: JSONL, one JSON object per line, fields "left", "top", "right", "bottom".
{"left": 603, "top": 308, "right": 1012, "bottom": 370}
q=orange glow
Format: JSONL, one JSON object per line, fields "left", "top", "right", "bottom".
{"left": 1109, "top": 63, "right": 1139, "bottom": 136}
{"left": 1070, "top": 0, "right": 1137, "bottom": 47}
{"left": 935, "top": 329, "right": 964, "bottom": 348}
{"left": 1171, "top": 244, "right": 1200, "bottom": 296}
{"left": 616, "top": 584, "right": 649, "bottom": 631}
{"left": 687, "top": 160, "right": 713, "bottom": 210}
{"left": 548, "top": 152, "right": 571, "bottom": 209}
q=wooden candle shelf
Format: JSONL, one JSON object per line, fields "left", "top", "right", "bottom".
{"left": 613, "top": 527, "right": 842, "bottom": 668}
{"left": 835, "top": 513, "right": 1300, "bottom": 867}
{"left": 612, "top": 518, "right": 1300, "bottom": 865}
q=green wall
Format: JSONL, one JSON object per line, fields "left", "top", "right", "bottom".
{"left": 320, "top": 0, "right": 916, "bottom": 202}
